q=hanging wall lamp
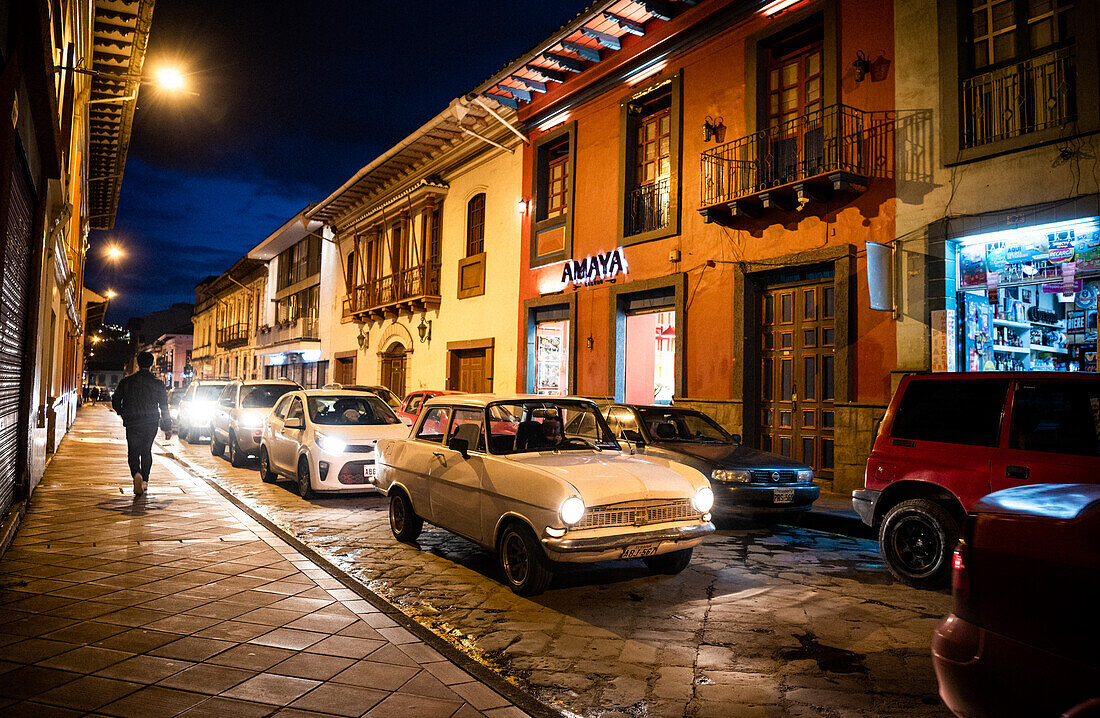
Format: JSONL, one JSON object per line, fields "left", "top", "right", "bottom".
{"left": 853, "top": 50, "right": 872, "bottom": 82}
{"left": 417, "top": 316, "right": 433, "bottom": 343}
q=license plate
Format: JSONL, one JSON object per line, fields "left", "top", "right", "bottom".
{"left": 622, "top": 542, "right": 660, "bottom": 559}
{"left": 363, "top": 465, "right": 376, "bottom": 478}
{"left": 774, "top": 487, "right": 795, "bottom": 503}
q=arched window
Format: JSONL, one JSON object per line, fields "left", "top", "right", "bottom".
{"left": 466, "top": 193, "right": 485, "bottom": 257}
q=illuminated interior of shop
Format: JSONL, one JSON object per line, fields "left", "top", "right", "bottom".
{"left": 534, "top": 320, "right": 569, "bottom": 396}
{"left": 624, "top": 311, "right": 676, "bottom": 405}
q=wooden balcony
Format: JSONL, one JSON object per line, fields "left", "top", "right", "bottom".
{"left": 342, "top": 261, "right": 441, "bottom": 321}
{"left": 698, "top": 104, "right": 872, "bottom": 227}
{"left": 256, "top": 317, "right": 320, "bottom": 348}
{"left": 216, "top": 323, "right": 249, "bottom": 349}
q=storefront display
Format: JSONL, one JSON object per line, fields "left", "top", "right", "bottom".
{"left": 534, "top": 320, "right": 569, "bottom": 395}
{"left": 956, "top": 218, "right": 1099, "bottom": 373}
{"left": 624, "top": 311, "right": 676, "bottom": 405}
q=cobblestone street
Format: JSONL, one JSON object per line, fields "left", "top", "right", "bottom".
{"left": 160, "top": 409, "right": 954, "bottom": 718}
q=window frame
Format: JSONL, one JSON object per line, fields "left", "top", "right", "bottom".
{"left": 530, "top": 121, "right": 576, "bottom": 268}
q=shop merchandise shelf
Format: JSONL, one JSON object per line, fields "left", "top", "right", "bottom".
{"left": 1029, "top": 320, "right": 1065, "bottom": 329}
{"left": 1030, "top": 344, "right": 1067, "bottom": 354}
{"left": 993, "top": 344, "right": 1029, "bottom": 353}
{"left": 992, "top": 318, "right": 1031, "bottom": 329}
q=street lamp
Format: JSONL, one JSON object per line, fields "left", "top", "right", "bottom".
{"left": 105, "top": 245, "right": 124, "bottom": 262}
{"left": 60, "top": 63, "right": 195, "bottom": 104}
{"left": 105, "top": 289, "right": 118, "bottom": 300}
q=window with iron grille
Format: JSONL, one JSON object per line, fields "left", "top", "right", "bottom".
{"left": 625, "top": 89, "right": 672, "bottom": 237}
{"left": 961, "top": 0, "right": 1076, "bottom": 148}
{"left": 466, "top": 193, "right": 485, "bottom": 257}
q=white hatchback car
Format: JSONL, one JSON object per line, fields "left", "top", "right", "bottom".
{"left": 259, "top": 389, "right": 410, "bottom": 498}
{"left": 375, "top": 395, "right": 716, "bottom": 595}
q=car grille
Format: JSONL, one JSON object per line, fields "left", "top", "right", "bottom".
{"left": 337, "top": 460, "right": 375, "bottom": 485}
{"left": 574, "top": 499, "right": 698, "bottom": 530}
{"left": 749, "top": 469, "right": 798, "bottom": 483}
{"left": 344, "top": 444, "right": 375, "bottom": 454}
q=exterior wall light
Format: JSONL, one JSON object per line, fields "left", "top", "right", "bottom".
{"left": 517, "top": 198, "right": 529, "bottom": 215}
{"left": 703, "top": 116, "right": 725, "bottom": 143}
{"left": 417, "top": 316, "right": 432, "bottom": 343}
{"left": 853, "top": 51, "right": 872, "bottom": 82}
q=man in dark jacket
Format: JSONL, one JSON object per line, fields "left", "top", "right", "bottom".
{"left": 112, "top": 352, "right": 172, "bottom": 496}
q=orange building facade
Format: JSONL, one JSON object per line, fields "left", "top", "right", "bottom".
{"left": 476, "top": 0, "right": 899, "bottom": 494}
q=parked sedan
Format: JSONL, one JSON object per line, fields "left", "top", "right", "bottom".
{"left": 374, "top": 395, "right": 716, "bottom": 595}
{"left": 178, "top": 380, "right": 228, "bottom": 443}
{"left": 396, "top": 390, "right": 462, "bottom": 424}
{"left": 259, "top": 389, "right": 410, "bottom": 498}
{"left": 211, "top": 379, "right": 300, "bottom": 467}
{"left": 932, "top": 483, "right": 1099, "bottom": 718}
{"left": 602, "top": 404, "right": 819, "bottom": 517}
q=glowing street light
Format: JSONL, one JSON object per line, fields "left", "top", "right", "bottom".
{"left": 155, "top": 67, "right": 186, "bottom": 92}
{"left": 105, "top": 289, "right": 118, "bottom": 300}
{"left": 105, "top": 245, "right": 124, "bottom": 261}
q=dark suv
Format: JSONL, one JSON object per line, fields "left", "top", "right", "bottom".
{"left": 853, "top": 373, "right": 1100, "bottom": 588}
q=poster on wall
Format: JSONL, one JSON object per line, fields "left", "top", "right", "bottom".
{"left": 534, "top": 321, "right": 568, "bottom": 396}
{"left": 959, "top": 221, "right": 1100, "bottom": 289}
{"left": 931, "top": 308, "right": 956, "bottom": 372}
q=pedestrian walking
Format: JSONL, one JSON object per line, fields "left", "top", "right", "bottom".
{"left": 111, "top": 352, "right": 172, "bottom": 496}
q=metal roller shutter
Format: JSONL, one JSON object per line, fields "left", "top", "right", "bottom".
{"left": 0, "top": 163, "right": 33, "bottom": 516}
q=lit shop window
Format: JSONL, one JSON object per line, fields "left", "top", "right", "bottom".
{"left": 624, "top": 310, "right": 675, "bottom": 405}
{"left": 535, "top": 321, "right": 569, "bottom": 396}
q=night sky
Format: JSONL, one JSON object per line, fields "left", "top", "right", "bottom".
{"left": 87, "top": 0, "right": 581, "bottom": 324}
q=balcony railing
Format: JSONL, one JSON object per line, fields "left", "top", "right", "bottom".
{"left": 961, "top": 45, "right": 1075, "bottom": 149}
{"left": 626, "top": 177, "right": 670, "bottom": 237}
{"left": 216, "top": 323, "right": 249, "bottom": 348}
{"left": 699, "top": 104, "right": 870, "bottom": 223}
{"left": 256, "top": 317, "right": 320, "bottom": 347}
{"left": 343, "top": 261, "right": 442, "bottom": 320}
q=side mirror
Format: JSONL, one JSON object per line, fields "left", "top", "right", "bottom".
{"left": 284, "top": 417, "right": 303, "bottom": 430}
{"left": 447, "top": 436, "right": 469, "bottom": 459}
{"left": 730, "top": 433, "right": 742, "bottom": 445}
{"left": 620, "top": 429, "right": 645, "bottom": 445}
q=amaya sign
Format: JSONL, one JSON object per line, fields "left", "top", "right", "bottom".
{"left": 561, "top": 247, "right": 628, "bottom": 287}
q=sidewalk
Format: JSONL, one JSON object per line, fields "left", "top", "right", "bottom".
{"left": 0, "top": 407, "right": 532, "bottom": 717}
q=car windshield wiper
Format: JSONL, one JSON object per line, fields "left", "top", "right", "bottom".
{"left": 562, "top": 437, "right": 603, "bottom": 452}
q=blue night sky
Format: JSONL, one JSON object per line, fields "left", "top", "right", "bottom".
{"left": 88, "top": 0, "right": 582, "bottom": 323}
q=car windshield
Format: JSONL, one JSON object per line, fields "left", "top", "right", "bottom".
{"left": 637, "top": 408, "right": 733, "bottom": 444}
{"left": 308, "top": 395, "right": 401, "bottom": 425}
{"left": 371, "top": 387, "right": 402, "bottom": 409}
{"left": 194, "top": 384, "right": 225, "bottom": 401}
{"left": 240, "top": 384, "right": 295, "bottom": 409}
{"left": 486, "top": 400, "right": 619, "bottom": 454}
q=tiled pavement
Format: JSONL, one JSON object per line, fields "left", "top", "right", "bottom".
{"left": 0, "top": 409, "right": 533, "bottom": 717}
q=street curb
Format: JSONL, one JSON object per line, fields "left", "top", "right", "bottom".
{"left": 159, "top": 444, "right": 562, "bottom": 718}
{"left": 785, "top": 510, "right": 874, "bottom": 539}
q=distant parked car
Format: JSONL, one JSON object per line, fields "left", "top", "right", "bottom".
{"left": 932, "top": 483, "right": 1100, "bottom": 718}
{"left": 211, "top": 379, "right": 300, "bottom": 467}
{"left": 178, "top": 380, "right": 229, "bottom": 443}
{"left": 602, "top": 404, "right": 819, "bottom": 517}
{"left": 167, "top": 388, "right": 184, "bottom": 428}
{"left": 853, "top": 372, "right": 1100, "bottom": 588}
{"left": 397, "top": 390, "right": 462, "bottom": 424}
{"left": 259, "top": 389, "right": 409, "bottom": 498}
{"left": 374, "top": 395, "right": 716, "bottom": 595}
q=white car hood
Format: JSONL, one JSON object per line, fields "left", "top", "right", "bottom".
{"left": 317, "top": 423, "right": 411, "bottom": 442}
{"left": 506, "top": 451, "right": 708, "bottom": 506}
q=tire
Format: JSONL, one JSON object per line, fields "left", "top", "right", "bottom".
{"left": 229, "top": 433, "right": 246, "bottom": 468}
{"left": 183, "top": 424, "right": 197, "bottom": 444}
{"left": 643, "top": 547, "right": 694, "bottom": 574}
{"left": 498, "top": 523, "right": 553, "bottom": 596}
{"left": 297, "top": 457, "right": 315, "bottom": 500}
{"left": 259, "top": 446, "right": 277, "bottom": 483}
{"left": 388, "top": 490, "right": 423, "bottom": 543}
{"left": 211, "top": 434, "right": 225, "bottom": 457}
{"left": 878, "top": 499, "right": 959, "bottom": 589}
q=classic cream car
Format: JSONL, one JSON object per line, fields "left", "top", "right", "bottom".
{"left": 374, "top": 395, "right": 715, "bottom": 595}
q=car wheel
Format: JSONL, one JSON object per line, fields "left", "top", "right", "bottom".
{"left": 259, "top": 447, "right": 277, "bottom": 483}
{"left": 296, "top": 457, "right": 315, "bottom": 500}
{"left": 879, "top": 499, "right": 959, "bottom": 589}
{"left": 389, "top": 490, "right": 423, "bottom": 543}
{"left": 229, "top": 433, "right": 246, "bottom": 468}
{"left": 182, "top": 424, "right": 195, "bottom": 444}
{"left": 643, "top": 547, "right": 694, "bottom": 574}
{"left": 210, "top": 435, "right": 224, "bottom": 457}
{"left": 498, "top": 523, "right": 553, "bottom": 596}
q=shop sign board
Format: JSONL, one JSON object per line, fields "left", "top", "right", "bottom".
{"left": 560, "top": 247, "right": 628, "bottom": 287}
{"left": 958, "top": 218, "right": 1100, "bottom": 288}
{"left": 1043, "top": 279, "right": 1083, "bottom": 293}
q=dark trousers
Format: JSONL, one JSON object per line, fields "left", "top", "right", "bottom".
{"left": 126, "top": 423, "right": 159, "bottom": 481}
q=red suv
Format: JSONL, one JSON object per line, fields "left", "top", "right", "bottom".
{"left": 853, "top": 372, "right": 1100, "bottom": 588}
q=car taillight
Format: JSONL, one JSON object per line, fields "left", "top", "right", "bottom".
{"left": 951, "top": 542, "right": 968, "bottom": 598}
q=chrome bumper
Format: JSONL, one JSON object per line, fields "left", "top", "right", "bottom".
{"left": 542, "top": 521, "right": 715, "bottom": 553}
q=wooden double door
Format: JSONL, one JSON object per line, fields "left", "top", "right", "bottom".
{"left": 758, "top": 277, "right": 836, "bottom": 479}
{"left": 449, "top": 348, "right": 491, "bottom": 393}
{"left": 380, "top": 343, "right": 407, "bottom": 398}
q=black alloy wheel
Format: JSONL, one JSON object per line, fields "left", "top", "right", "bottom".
{"left": 643, "top": 547, "right": 694, "bottom": 574}
{"left": 498, "top": 524, "right": 553, "bottom": 596}
{"left": 259, "top": 446, "right": 277, "bottom": 483}
{"left": 879, "top": 498, "right": 958, "bottom": 589}
{"left": 297, "top": 458, "right": 315, "bottom": 500}
{"left": 389, "top": 490, "right": 423, "bottom": 543}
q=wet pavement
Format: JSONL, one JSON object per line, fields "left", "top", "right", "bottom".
{"left": 162, "top": 410, "right": 954, "bottom": 718}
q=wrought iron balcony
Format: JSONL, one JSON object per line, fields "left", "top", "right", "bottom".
{"left": 342, "top": 260, "right": 442, "bottom": 321}
{"left": 699, "top": 104, "right": 871, "bottom": 226}
{"left": 626, "top": 177, "right": 670, "bottom": 237}
{"left": 216, "top": 323, "right": 249, "bottom": 348}
{"left": 256, "top": 317, "right": 320, "bottom": 347}
{"left": 961, "top": 45, "right": 1075, "bottom": 149}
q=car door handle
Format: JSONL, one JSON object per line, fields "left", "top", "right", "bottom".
{"left": 432, "top": 452, "right": 446, "bottom": 460}
{"left": 1006, "top": 465, "right": 1029, "bottom": 480}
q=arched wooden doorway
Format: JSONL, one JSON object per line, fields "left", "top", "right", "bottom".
{"left": 380, "top": 342, "right": 407, "bottom": 398}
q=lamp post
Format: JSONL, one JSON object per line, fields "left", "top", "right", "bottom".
{"left": 61, "top": 64, "right": 196, "bottom": 104}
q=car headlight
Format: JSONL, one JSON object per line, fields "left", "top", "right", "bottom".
{"left": 559, "top": 496, "right": 585, "bottom": 525}
{"left": 692, "top": 487, "right": 715, "bottom": 513}
{"left": 711, "top": 469, "right": 750, "bottom": 483}
{"left": 240, "top": 411, "right": 265, "bottom": 429}
{"left": 188, "top": 402, "right": 214, "bottom": 422}
{"left": 796, "top": 469, "right": 814, "bottom": 483}
{"left": 316, "top": 434, "right": 346, "bottom": 455}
